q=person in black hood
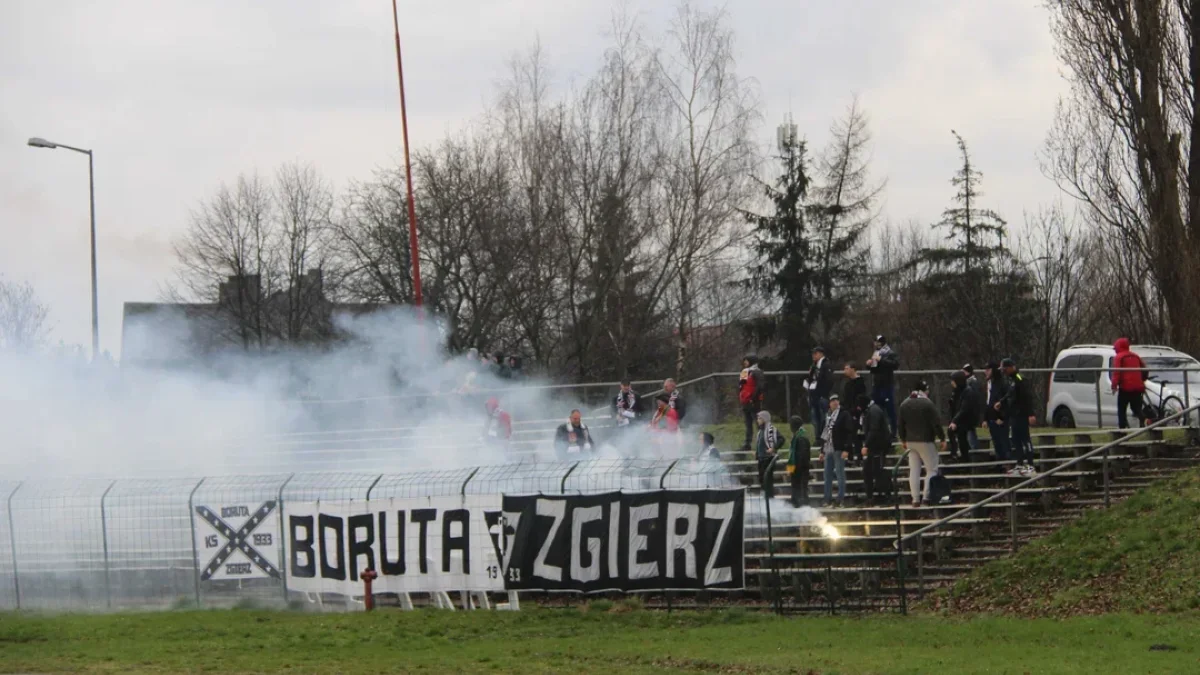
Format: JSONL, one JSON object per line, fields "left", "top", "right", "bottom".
{"left": 866, "top": 335, "right": 900, "bottom": 436}
{"left": 806, "top": 346, "right": 834, "bottom": 440}
{"left": 859, "top": 395, "right": 892, "bottom": 505}
{"left": 948, "top": 370, "right": 982, "bottom": 462}
{"left": 984, "top": 361, "right": 1011, "bottom": 461}
{"left": 1000, "top": 358, "right": 1038, "bottom": 476}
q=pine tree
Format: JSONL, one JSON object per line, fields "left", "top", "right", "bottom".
{"left": 921, "top": 130, "right": 1008, "bottom": 275}
{"left": 742, "top": 122, "right": 817, "bottom": 366}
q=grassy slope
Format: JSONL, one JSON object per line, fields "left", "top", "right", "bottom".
{"left": 2, "top": 607, "right": 1200, "bottom": 674}
{"left": 935, "top": 466, "right": 1200, "bottom": 617}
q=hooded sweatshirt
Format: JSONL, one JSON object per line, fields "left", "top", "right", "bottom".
{"left": 787, "top": 427, "right": 811, "bottom": 472}
{"left": 754, "top": 410, "right": 784, "bottom": 461}
{"left": 1112, "top": 338, "right": 1147, "bottom": 393}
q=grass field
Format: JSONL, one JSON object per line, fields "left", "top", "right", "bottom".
{"left": 2, "top": 606, "right": 1199, "bottom": 674}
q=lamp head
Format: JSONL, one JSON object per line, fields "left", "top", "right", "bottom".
{"left": 28, "top": 137, "right": 58, "bottom": 149}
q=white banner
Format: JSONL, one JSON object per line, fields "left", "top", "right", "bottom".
{"left": 283, "top": 495, "right": 506, "bottom": 596}
{"left": 193, "top": 501, "right": 282, "bottom": 581}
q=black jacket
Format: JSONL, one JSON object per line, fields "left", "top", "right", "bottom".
{"left": 554, "top": 422, "right": 594, "bottom": 458}
{"left": 809, "top": 358, "right": 834, "bottom": 399}
{"left": 870, "top": 347, "right": 900, "bottom": 391}
{"left": 666, "top": 390, "right": 687, "bottom": 421}
{"left": 1002, "top": 371, "right": 1036, "bottom": 418}
{"left": 986, "top": 375, "right": 1010, "bottom": 422}
{"left": 826, "top": 408, "right": 857, "bottom": 453}
{"left": 953, "top": 380, "right": 983, "bottom": 429}
{"left": 613, "top": 389, "right": 639, "bottom": 424}
{"left": 861, "top": 403, "right": 892, "bottom": 455}
{"left": 843, "top": 376, "right": 868, "bottom": 415}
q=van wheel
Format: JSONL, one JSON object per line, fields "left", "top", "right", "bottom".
{"left": 1052, "top": 407, "right": 1076, "bottom": 429}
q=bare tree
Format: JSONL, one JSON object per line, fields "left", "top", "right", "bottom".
{"left": 655, "top": 0, "right": 760, "bottom": 377}
{"left": 1043, "top": 0, "right": 1199, "bottom": 351}
{"left": 0, "top": 278, "right": 51, "bottom": 351}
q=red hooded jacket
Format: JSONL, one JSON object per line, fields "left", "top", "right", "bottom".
{"left": 484, "top": 397, "right": 513, "bottom": 440}
{"left": 1112, "top": 338, "right": 1147, "bottom": 393}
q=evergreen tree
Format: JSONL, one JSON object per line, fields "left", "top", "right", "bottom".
{"left": 920, "top": 130, "right": 1008, "bottom": 275}
{"left": 742, "top": 122, "right": 817, "bottom": 367}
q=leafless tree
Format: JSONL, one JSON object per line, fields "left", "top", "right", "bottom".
{"left": 655, "top": 0, "right": 760, "bottom": 378}
{"left": 1043, "top": 0, "right": 1200, "bottom": 351}
{"left": 0, "top": 278, "right": 51, "bottom": 351}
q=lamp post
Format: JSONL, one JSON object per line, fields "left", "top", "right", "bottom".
{"left": 390, "top": 0, "right": 424, "bottom": 311}
{"left": 28, "top": 137, "right": 99, "bottom": 360}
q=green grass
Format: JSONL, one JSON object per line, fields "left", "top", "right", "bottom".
{"left": 935, "top": 466, "right": 1200, "bottom": 617}
{"left": 2, "top": 607, "right": 1200, "bottom": 673}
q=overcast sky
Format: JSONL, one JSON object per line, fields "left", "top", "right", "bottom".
{"left": 1, "top": 0, "right": 1067, "bottom": 355}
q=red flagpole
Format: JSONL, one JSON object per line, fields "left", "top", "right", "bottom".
{"left": 391, "top": 0, "right": 423, "bottom": 311}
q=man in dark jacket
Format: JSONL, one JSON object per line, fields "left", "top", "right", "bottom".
{"left": 984, "top": 361, "right": 1011, "bottom": 461}
{"left": 754, "top": 410, "right": 785, "bottom": 500}
{"left": 961, "top": 364, "right": 981, "bottom": 450}
{"left": 613, "top": 379, "right": 639, "bottom": 428}
{"left": 739, "top": 356, "right": 766, "bottom": 451}
{"left": 663, "top": 378, "right": 687, "bottom": 422}
{"left": 948, "top": 371, "right": 982, "bottom": 462}
{"left": 786, "top": 416, "right": 811, "bottom": 507}
{"left": 1112, "top": 338, "right": 1148, "bottom": 429}
{"left": 843, "top": 362, "right": 868, "bottom": 461}
{"left": 820, "top": 395, "right": 855, "bottom": 507}
{"left": 859, "top": 395, "right": 892, "bottom": 505}
{"left": 554, "top": 410, "right": 595, "bottom": 460}
{"left": 1000, "top": 358, "right": 1038, "bottom": 476}
{"left": 806, "top": 346, "right": 834, "bottom": 440}
{"left": 898, "top": 381, "right": 946, "bottom": 507}
{"left": 866, "top": 335, "right": 900, "bottom": 436}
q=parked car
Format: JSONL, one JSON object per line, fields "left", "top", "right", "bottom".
{"left": 1046, "top": 344, "right": 1200, "bottom": 428}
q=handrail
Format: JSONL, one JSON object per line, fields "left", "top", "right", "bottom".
{"left": 896, "top": 402, "right": 1200, "bottom": 546}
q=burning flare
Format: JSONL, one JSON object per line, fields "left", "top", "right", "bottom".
{"left": 818, "top": 520, "right": 841, "bottom": 540}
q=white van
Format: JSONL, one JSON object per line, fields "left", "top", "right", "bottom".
{"left": 1046, "top": 344, "right": 1200, "bottom": 428}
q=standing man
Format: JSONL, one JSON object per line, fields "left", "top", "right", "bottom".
{"left": 483, "top": 397, "right": 513, "bottom": 452}
{"left": 805, "top": 346, "right": 834, "bottom": 441}
{"left": 961, "top": 364, "right": 981, "bottom": 450}
{"left": 948, "top": 371, "right": 982, "bottom": 462}
{"left": 843, "top": 362, "right": 868, "bottom": 463}
{"left": 984, "top": 362, "right": 1011, "bottom": 461}
{"left": 866, "top": 335, "right": 900, "bottom": 437}
{"left": 859, "top": 395, "right": 892, "bottom": 506}
{"left": 613, "top": 379, "right": 639, "bottom": 430}
{"left": 554, "top": 410, "right": 595, "bottom": 460}
{"left": 898, "top": 381, "right": 947, "bottom": 508}
{"left": 738, "top": 355, "right": 766, "bottom": 452}
{"left": 1000, "top": 358, "right": 1038, "bottom": 476}
{"left": 1112, "top": 338, "right": 1148, "bottom": 429}
{"left": 786, "top": 415, "right": 812, "bottom": 507}
{"left": 819, "top": 395, "right": 854, "bottom": 507}
{"left": 754, "top": 411, "right": 785, "bottom": 500}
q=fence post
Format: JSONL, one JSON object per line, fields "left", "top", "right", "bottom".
{"left": 365, "top": 474, "right": 383, "bottom": 501}
{"left": 277, "top": 473, "right": 295, "bottom": 604}
{"left": 659, "top": 460, "right": 680, "bottom": 489}
{"left": 6, "top": 482, "right": 21, "bottom": 610}
{"left": 100, "top": 480, "right": 116, "bottom": 610}
{"left": 560, "top": 462, "right": 580, "bottom": 494}
{"left": 763, "top": 454, "right": 782, "bottom": 616}
{"left": 186, "top": 477, "right": 206, "bottom": 608}
{"left": 785, "top": 374, "right": 792, "bottom": 423}
{"left": 1009, "top": 489, "right": 1018, "bottom": 551}
{"left": 1184, "top": 373, "right": 1193, "bottom": 429}
{"left": 1094, "top": 376, "right": 1104, "bottom": 429}
{"left": 461, "top": 467, "right": 481, "bottom": 496}
{"left": 1103, "top": 447, "right": 1111, "bottom": 509}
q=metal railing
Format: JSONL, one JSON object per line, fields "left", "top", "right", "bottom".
{"left": 888, "top": 401, "right": 1200, "bottom": 612}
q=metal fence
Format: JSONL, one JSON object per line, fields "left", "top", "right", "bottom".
{"left": 0, "top": 459, "right": 743, "bottom": 611}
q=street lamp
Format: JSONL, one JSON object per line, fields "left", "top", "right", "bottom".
{"left": 27, "top": 136, "right": 100, "bottom": 360}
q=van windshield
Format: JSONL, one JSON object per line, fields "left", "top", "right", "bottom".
{"left": 1143, "top": 357, "right": 1200, "bottom": 386}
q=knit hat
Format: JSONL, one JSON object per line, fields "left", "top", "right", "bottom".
{"left": 1001, "top": 358, "right": 1016, "bottom": 368}
{"left": 962, "top": 363, "right": 974, "bottom": 375}
{"left": 875, "top": 335, "right": 887, "bottom": 344}
{"left": 789, "top": 415, "right": 805, "bottom": 433}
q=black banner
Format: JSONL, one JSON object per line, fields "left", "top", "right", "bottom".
{"left": 499, "top": 489, "right": 744, "bottom": 592}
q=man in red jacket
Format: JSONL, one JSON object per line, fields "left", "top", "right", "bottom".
{"left": 483, "top": 397, "right": 514, "bottom": 449}
{"left": 1111, "top": 338, "right": 1148, "bottom": 429}
{"left": 738, "top": 356, "right": 765, "bottom": 452}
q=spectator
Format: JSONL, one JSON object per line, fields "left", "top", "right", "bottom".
{"left": 843, "top": 362, "right": 868, "bottom": 421}
{"left": 698, "top": 432, "right": 721, "bottom": 460}
{"left": 866, "top": 335, "right": 900, "bottom": 436}
{"left": 1000, "top": 358, "right": 1038, "bottom": 476}
{"left": 899, "top": 381, "right": 946, "bottom": 508}
{"left": 506, "top": 356, "right": 525, "bottom": 381}
{"left": 786, "top": 415, "right": 811, "bottom": 507}
{"left": 754, "top": 411, "right": 785, "bottom": 500}
{"left": 860, "top": 394, "right": 892, "bottom": 506}
{"left": 497, "top": 353, "right": 512, "bottom": 380}
{"left": 961, "top": 364, "right": 981, "bottom": 450}
{"left": 1112, "top": 338, "right": 1148, "bottom": 429}
{"left": 650, "top": 394, "right": 683, "bottom": 456}
{"left": 613, "top": 379, "right": 640, "bottom": 430}
{"left": 984, "top": 361, "right": 1011, "bottom": 461}
{"left": 738, "top": 355, "right": 766, "bottom": 451}
{"left": 948, "top": 371, "right": 982, "bottom": 462}
{"left": 805, "top": 346, "right": 834, "bottom": 440}
{"left": 820, "top": 395, "right": 854, "bottom": 507}
{"left": 663, "top": 378, "right": 687, "bottom": 423}
{"left": 554, "top": 409, "right": 595, "bottom": 460}
{"left": 483, "top": 397, "right": 513, "bottom": 450}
